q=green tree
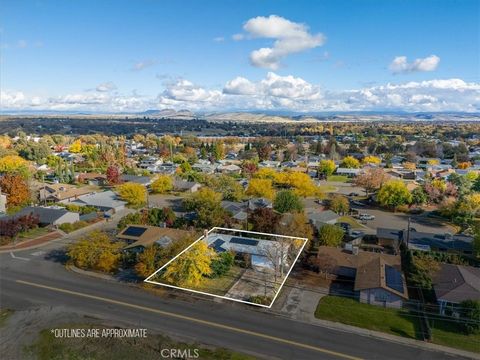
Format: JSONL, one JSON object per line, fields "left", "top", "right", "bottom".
{"left": 273, "top": 190, "right": 304, "bottom": 213}
{"left": 459, "top": 300, "right": 480, "bottom": 334}
{"left": 377, "top": 180, "right": 412, "bottom": 211}
{"left": 411, "top": 187, "right": 428, "bottom": 206}
{"left": 318, "top": 224, "right": 344, "bottom": 247}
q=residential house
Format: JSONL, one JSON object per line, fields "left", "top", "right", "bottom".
{"left": 248, "top": 198, "right": 273, "bottom": 211}
{"left": 173, "top": 178, "right": 201, "bottom": 193}
{"left": 217, "top": 164, "right": 242, "bottom": 175}
{"left": 335, "top": 168, "right": 362, "bottom": 177}
{"left": 76, "top": 172, "right": 107, "bottom": 186}
{"left": 317, "top": 246, "right": 408, "bottom": 308}
{"left": 39, "top": 183, "right": 93, "bottom": 203}
{"left": 432, "top": 264, "right": 480, "bottom": 315}
{"left": 377, "top": 228, "right": 474, "bottom": 255}
{"left": 120, "top": 174, "right": 153, "bottom": 186}
{"left": 119, "top": 225, "right": 195, "bottom": 252}
{"left": 68, "top": 190, "right": 126, "bottom": 214}
{"left": 221, "top": 201, "right": 248, "bottom": 221}
{"left": 10, "top": 206, "right": 79, "bottom": 226}
{"left": 308, "top": 210, "right": 340, "bottom": 229}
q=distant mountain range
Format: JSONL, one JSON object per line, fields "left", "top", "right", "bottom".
{"left": 1, "top": 108, "right": 479, "bottom": 122}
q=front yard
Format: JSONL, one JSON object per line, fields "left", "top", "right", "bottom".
{"left": 190, "top": 266, "right": 245, "bottom": 296}
{"left": 315, "top": 296, "right": 421, "bottom": 339}
{"left": 18, "top": 227, "right": 50, "bottom": 240}
{"left": 315, "top": 296, "right": 480, "bottom": 353}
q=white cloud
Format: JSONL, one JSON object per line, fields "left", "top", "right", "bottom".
{"left": 223, "top": 77, "right": 257, "bottom": 95}
{"left": 389, "top": 55, "right": 440, "bottom": 74}
{"left": 132, "top": 59, "right": 156, "bottom": 71}
{"left": 240, "top": 15, "right": 326, "bottom": 69}
{"left": 2, "top": 77, "right": 479, "bottom": 113}
{"left": 96, "top": 82, "right": 117, "bottom": 92}
{"left": 213, "top": 36, "right": 225, "bottom": 42}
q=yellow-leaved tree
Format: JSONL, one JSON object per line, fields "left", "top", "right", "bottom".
{"left": 117, "top": 182, "right": 147, "bottom": 207}
{"left": 151, "top": 175, "right": 173, "bottom": 194}
{"left": 162, "top": 241, "right": 216, "bottom": 287}
{"left": 362, "top": 156, "right": 381, "bottom": 165}
{"left": 67, "top": 230, "right": 123, "bottom": 273}
{"left": 246, "top": 178, "right": 275, "bottom": 199}
{"left": 0, "top": 155, "right": 29, "bottom": 174}
{"left": 340, "top": 156, "right": 360, "bottom": 169}
{"left": 69, "top": 139, "right": 82, "bottom": 153}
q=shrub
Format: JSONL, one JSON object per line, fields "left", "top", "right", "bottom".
{"left": 58, "top": 221, "right": 88, "bottom": 233}
{"left": 208, "top": 252, "right": 234, "bottom": 278}
{"left": 249, "top": 295, "right": 272, "bottom": 305}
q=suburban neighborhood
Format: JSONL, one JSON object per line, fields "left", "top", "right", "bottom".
{"left": 0, "top": 120, "right": 479, "bottom": 358}
{"left": 1, "top": 0, "right": 479, "bottom": 359}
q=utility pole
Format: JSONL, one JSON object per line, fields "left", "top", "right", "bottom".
{"left": 406, "top": 217, "right": 411, "bottom": 247}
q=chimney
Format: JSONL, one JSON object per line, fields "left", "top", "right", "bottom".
{"left": 203, "top": 229, "right": 209, "bottom": 242}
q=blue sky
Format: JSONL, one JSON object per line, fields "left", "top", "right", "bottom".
{"left": 1, "top": 0, "right": 479, "bottom": 112}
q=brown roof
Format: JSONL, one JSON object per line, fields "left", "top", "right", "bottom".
{"left": 119, "top": 225, "right": 196, "bottom": 249}
{"left": 317, "top": 246, "right": 408, "bottom": 299}
{"left": 41, "top": 183, "right": 93, "bottom": 201}
{"left": 433, "top": 264, "right": 480, "bottom": 303}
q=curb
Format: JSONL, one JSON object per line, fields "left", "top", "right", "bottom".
{"left": 268, "top": 309, "right": 479, "bottom": 359}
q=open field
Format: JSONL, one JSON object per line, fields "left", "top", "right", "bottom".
{"left": 25, "top": 324, "right": 256, "bottom": 360}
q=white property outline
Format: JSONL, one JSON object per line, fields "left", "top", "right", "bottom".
{"left": 144, "top": 227, "right": 308, "bottom": 308}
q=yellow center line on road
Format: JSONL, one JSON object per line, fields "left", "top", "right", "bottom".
{"left": 16, "top": 279, "right": 362, "bottom": 360}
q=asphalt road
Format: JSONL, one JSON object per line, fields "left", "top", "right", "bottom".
{"left": 1, "top": 246, "right": 473, "bottom": 360}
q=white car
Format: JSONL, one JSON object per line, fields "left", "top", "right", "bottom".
{"left": 359, "top": 213, "right": 375, "bottom": 220}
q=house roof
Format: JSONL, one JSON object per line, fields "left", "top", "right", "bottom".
{"left": 12, "top": 206, "right": 74, "bottom": 224}
{"left": 433, "top": 264, "right": 480, "bottom": 303}
{"left": 120, "top": 175, "right": 151, "bottom": 185}
{"left": 41, "top": 183, "right": 92, "bottom": 201}
{"left": 376, "top": 228, "right": 473, "bottom": 252}
{"left": 308, "top": 210, "right": 339, "bottom": 224}
{"left": 317, "top": 246, "right": 407, "bottom": 299}
{"left": 120, "top": 225, "right": 196, "bottom": 249}
{"left": 174, "top": 179, "right": 199, "bottom": 190}
{"left": 75, "top": 190, "right": 126, "bottom": 209}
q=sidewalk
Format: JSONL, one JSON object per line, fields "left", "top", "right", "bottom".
{"left": 273, "top": 289, "right": 479, "bottom": 360}
{"left": 0, "top": 231, "right": 62, "bottom": 253}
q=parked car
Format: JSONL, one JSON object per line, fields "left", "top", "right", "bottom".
{"left": 359, "top": 213, "right": 375, "bottom": 220}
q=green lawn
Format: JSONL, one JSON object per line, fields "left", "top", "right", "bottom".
{"left": 326, "top": 175, "right": 349, "bottom": 182}
{"left": 195, "top": 266, "right": 245, "bottom": 295}
{"left": 315, "top": 296, "right": 422, "bottom": 339}
{"left": 25, "top": 324, "right": 255, "bottom": 360}
{"left": 18, "top": 227, "right": 50, "bottom": 240}
{"left": 429, "top": 317, "right": 480, "bottom": 353}
{"left": 336, "top": 216, "right": 365, "bottom": 229}
{"left": 315, "top": 296, "right": 480, "bottom": 353}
